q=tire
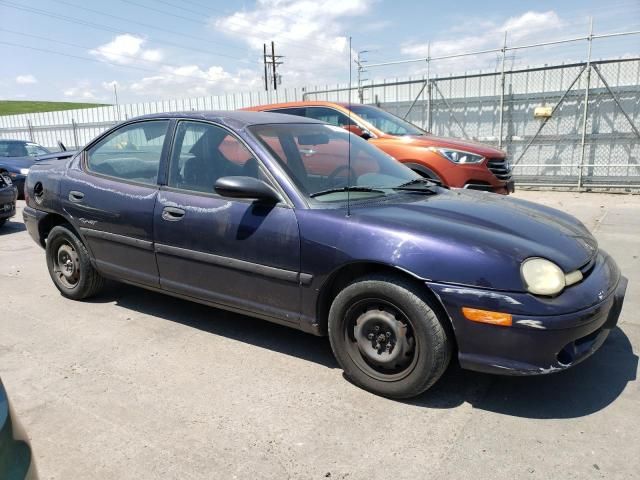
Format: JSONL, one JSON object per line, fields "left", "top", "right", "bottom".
{"left": 45, "top": 225, "right": 104, "bottom": 300}
{"left": 0, "top": 219, "right": 6, "bottom": 228}
{"left": 328, "top": 274, "right": 452, "bottom": 399}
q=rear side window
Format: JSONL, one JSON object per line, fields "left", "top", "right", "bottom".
{"left": 86, "top": 120, "right": 169, "bottom": 185}
{"left": 303, "top": 107, "right": 355, "bottom": 127}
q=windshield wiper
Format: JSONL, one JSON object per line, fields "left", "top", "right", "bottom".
{"left": 310, "top": 186, "right": 386, "bottom": 198}
{"left": 395, "top": 178, "right": 442, "bottom": 188}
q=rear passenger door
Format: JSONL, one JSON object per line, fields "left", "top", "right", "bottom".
{"left": 62, "top": 120, "right": 170, "bottom": 287}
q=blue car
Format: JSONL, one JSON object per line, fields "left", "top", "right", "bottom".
{"left": 0, "top": 378, "right": 38, "bottom": 479}
{"left": 22, "top": 112, "right": 627, "bottom": 398}
{"left": 0, "top": 140, "right": 76, "bottom": 198}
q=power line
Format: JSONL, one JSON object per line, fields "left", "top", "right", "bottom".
{"left": 52, "top": 0, "right": 255, "bottom": 57}
{"left": 0, "top": 0, "right": 257, "bottom": 64}
{"left": 0, "top": 28, "right": 241, "bottom": 78}
{"left": 116, "top": 0, "right": 343, "bottom": 58}
{"left": 0, "top": 40, "right": 245, "bottom": 84}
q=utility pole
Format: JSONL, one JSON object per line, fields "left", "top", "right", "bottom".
{"left": 113, "top": 82, "right": 120, "bottom": 120}
{"left": 263, "top": 43, "right": 268, "bottom": 92}
{"left": 355, "top": 50, "right": 369, "bottom": 103}
{"left": 263, "top": 41, "right": 284, "bottom": 91}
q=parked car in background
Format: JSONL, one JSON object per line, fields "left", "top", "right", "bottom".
{"left": 23, "top": 111, "right": 625, "bottom": 398}
{"left": 0, "top": 172, "right": 17, "bottom": 228}
{"left": 0, "top": 377, "right": 38, "bottom": 479}
{"left": 244, "top": 101, "right": 514, "bottom": 194}
{"left": 0, "top": 140, "right": 76, "bottom": 198}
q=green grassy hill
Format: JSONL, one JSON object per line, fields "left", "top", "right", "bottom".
{"left": 0, "top": 100, "right": 109, "bottom": 116}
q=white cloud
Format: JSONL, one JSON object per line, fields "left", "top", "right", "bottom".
{"left": 63, "top": 81, "right": 99, "bottom": 101}
{"left": 401, "top": 10, "right": 565, "bottom": 72}
{"left": 128, "top": 65, "right": 261, "bottom": 98}
{"left": 90, "top": 34, "right": 163, "bottom": 65}
{"left": 213, "top": 0, "right": 372, "bottom": 86}
{"left": 15, "top": 74, "right": 38, "bottom": 85}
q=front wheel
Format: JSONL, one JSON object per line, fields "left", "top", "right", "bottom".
{"left": 328, "top": 274, "right": 451, "bottom": 399}
{"left": 46, "top": 225, "right": 104, "bottom": 300}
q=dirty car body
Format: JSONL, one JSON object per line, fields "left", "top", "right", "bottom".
{"left": 22, "top": 111, "right": 626, "bottom": 397}
{"left": 0, "top": 173, "right": 17, "bottom": 226}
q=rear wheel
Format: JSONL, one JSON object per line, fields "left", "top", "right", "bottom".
{"left": 46, "top": 225, "right": 104, "bottom": 299}
{"left": 328, "top": 274, "right": 452, "bottom": 399}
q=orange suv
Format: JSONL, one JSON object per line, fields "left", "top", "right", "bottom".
{"left": 244, "top": 101, "right": 513, "bottom": 194}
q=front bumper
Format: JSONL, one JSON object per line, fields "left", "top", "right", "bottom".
{"left": 0, "top": 185, "right": 18, "bottom": 221}
{"left": 5, "top": 175, "right": 25, "bottom": 196}
{"left": 428, "top": 251, "right": 627, "bottom": 375}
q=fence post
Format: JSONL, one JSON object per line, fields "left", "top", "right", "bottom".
{"left": 72, "top": 119, "right": 79, "bottom": 149}
{"left": 426, "top": 43, "right": 432, "bottom": 132}
{"left": 498, "top": 31, "right": 507, "bottom": 149}
{"left": 27, "top": 119, "right": 35, "bottom": 142}
{"left": 578, "top": 18, "right": 594, "bottom": 190}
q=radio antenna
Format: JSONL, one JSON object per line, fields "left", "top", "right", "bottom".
{"left": 347, "top": 36, "right": 352, "bottom": 217}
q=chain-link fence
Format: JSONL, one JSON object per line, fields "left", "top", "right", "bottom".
{"left": 303, "top": 58, "right": 640, "bottom": 190}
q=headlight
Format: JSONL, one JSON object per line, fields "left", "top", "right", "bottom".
{"left": 20, "top": 168, "right": 30, "bottom": 175}
{"left": 429, "top": 147, "right": 484, "bottom": 164}
{"left": 521, "top": 258, "right": 566, "bottom": 296}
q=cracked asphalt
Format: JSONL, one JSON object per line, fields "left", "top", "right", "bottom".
{"left": 1, "top": 191, "right": 639, "bottom": 480}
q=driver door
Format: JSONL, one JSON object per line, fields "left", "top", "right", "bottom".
{"left": 153, "top": 120, "right": 302, "bottom": 324}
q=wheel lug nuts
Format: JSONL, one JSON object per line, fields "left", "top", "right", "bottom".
{"left": 386, "top": 332, "right": 391, "bottom": 338}
{"left": 374, "top": 326, "right": 380, "bottom": 332}
{"left": 367, "top": 333, "right": 374, "bottom": 340}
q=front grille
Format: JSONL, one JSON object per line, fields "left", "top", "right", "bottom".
{"left": 486, "top": 158, "right": 512, "bottom": 181}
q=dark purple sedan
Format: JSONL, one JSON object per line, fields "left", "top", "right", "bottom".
{"left": 22, "top": 111, "right": 627, "bottom": 398}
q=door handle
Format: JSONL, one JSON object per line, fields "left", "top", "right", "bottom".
{"left": 68, "top": 190, "right": 85, "bottom": 203}
{"left": 161, "top": 206, "right": 185, "bottom": 221}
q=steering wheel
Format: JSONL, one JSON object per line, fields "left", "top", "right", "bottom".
{"left": 327, "top": 165, "right": 357, "bottom": 186}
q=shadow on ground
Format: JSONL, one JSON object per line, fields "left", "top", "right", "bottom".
{"left": 89, "top": 282, "right": 637, "bottom": 420}
{"left": 0, "top": 219, "right": 26, "bottom": 236}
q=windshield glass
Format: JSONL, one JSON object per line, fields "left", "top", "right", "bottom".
{"left": 249, "top": 123, "right": 421, "bottom": 202}
{"left": 0, "top": 141, "right": 50, "bottom": 158}
{"left": 348, "top": 105, "right": 426, "bottom": 136}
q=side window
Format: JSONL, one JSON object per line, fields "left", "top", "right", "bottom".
{"left": 86, "top": 120, "right": 169, "bottom": 185}
{"left": 304, "top": 107, "right": 354, "bottom": 127}
{"left": 168, "top": 121, "right": 262, "bottom": 194}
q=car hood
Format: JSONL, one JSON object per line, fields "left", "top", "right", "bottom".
{"left": 388, "top": 134, "right": 505, "bottom": 158}
{"left": 0, "top": 156, "right": 36, "bottom": 170}
{"left": 351, "top": 189, "right": 596, "bottom": 276}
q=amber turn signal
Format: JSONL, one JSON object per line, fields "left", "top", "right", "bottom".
{"left": 462, "top": 307, "right": 512, "bottom": 326}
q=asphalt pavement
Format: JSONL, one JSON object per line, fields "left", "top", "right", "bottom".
{"left": 1, "top": 191, "right": 638, "bottom": 480}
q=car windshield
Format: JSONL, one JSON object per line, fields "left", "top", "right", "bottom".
{"left": 0, "top": 141, "right": 50, "bottom": 158}
{"left": 347, "top": 105, "right": 427, "bottom": 136}
{"left": 249, "top": 123, "right": 423, "bottom": 203}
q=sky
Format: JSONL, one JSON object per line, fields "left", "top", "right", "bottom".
{"left": 1, "top": 0, "right": 639, "bottom": 103}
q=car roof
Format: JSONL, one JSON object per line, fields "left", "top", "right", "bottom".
{"left": 128, "top": 110, "right": 325, "bottom": 127}
{"left": 243, "top": 100, "right": 352, "bottom": 111}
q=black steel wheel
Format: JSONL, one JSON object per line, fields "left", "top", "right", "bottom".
{"left": 328, "top": 274, "right": 451, "bottom": 399}
{"left": 46, "top": 225, "right": 104, "bottom": 299}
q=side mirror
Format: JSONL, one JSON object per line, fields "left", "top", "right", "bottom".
{"left": 343, "top": 124, "right": 372, "bottom": 140}
{"left": 214, "top": 176, "right": 280, "bottom": 203}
